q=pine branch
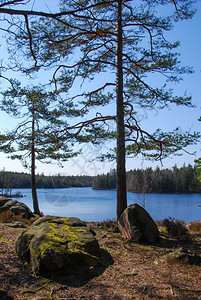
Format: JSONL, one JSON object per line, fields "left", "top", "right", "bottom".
{"left": 62, "top": 115, "right": 116, "bottom": 138}
{"left": 0, "top": 1, "right": 116, "bottom": 18}
{"left": 0, "top": 0, "right": 28, "bottom": 8}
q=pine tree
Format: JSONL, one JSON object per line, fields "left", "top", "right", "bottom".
{"left": 0, "top": 83, "right": 80, "bottom": 214}
{"left": 195, "top": 117, "right": 201, "bottom": 182}
{"left": 0, "top": 0, "right": 200, "bottom": 219}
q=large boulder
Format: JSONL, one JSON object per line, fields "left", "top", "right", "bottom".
{"left": 0, "top": 198, "right": 34, "bottom": 219}
{"left": 16, "top": 216, "right": 100, "bottom": 274}
{"left": 118, "top": 204, "right": 159, "bottom": 243}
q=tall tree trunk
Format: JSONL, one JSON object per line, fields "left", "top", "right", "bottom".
{"left": 116, "top": 0, "right": 127, "bottom": 220}
{"left": 31, "top": 107, "right": 40, "bottom": 215}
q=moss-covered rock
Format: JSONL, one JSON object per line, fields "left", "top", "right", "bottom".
{"left": 16, "top": 216, "right": 100, "bottom": 274}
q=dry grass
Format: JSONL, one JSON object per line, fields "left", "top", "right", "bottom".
{"left": 96, "top": 219, "right": 117, "bottom": 230}
{"left": 0, "top": 210, "right": 33, "bottom": 226}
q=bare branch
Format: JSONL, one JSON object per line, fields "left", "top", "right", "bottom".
{"left": 24, "top": 14, "right": 37, "bottom": 66}
{"left": 64, "top": 115, "right": 116, "bottom": 137}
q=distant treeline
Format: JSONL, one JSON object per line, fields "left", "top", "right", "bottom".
{"left": 93, "top": 165, "right": 201, "bottom": 193}
{"left": 0, "top": 164, "right": 201, "bottom": 194}
{"left": 0, "top": 171, "right": 93, "bottom": 191}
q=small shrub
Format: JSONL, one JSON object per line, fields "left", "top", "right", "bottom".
{"left": 98, "top": 219, "right": 117, "bottom": 229}
{"left": 162, "top": 217, "right": 189, "bottom": 239}
{"left": 0, "top": 210, "right": 15, "bottom": 223}
{"left": 163, "top": 249, "right": 201, "bottom": 266}
{"left": 155, "top": 220, "right": 164, "bottom": 227}
{"left": 0, "top": 210, "right": 31, "bottom": 225}
{"left": 188, "top": 221, "right": 201, "bottom": 234}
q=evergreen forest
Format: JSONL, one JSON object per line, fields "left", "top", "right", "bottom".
{"left": 93, "top": 165, "right": 201, "bottom": 193}
{"left": 1, "top": 164, "right": 201, "bottom": 194}
{"left": 0, "top": 171, "right": 93, "bottom": 192}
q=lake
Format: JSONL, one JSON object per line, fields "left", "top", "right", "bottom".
{"left": 11, "top": 187, "right": 201, "bottom": 223}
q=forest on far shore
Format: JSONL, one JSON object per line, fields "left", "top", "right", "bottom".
{"left": 0, "top": 164, "right": 201, "bottom": 194}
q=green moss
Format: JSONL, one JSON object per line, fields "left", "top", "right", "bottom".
{"left": 62, "top": 224, "right": 85, "bottom": 246}
{"left": 24, "top": 261, "right": 30, "bottom": 269}
{"left": 46, "top": 224, "right": 67, "bottom": 244}
{"left": 3, "top": 239, "right": 12, "bottom": 243}
{"left": 21, "top": 290, "right": 35, "bottom": 296}
{"left": 76, "top": 228, "right": 87, "bottom": 233}
{"left": 17, "top": 216, "right": 100, "bottom": 273}
{"left": 163, "top": 227, "right": 168, "bottom": 234}
{"left": 33, "top": 238, "right": 66, "bottom": 262}
{"left": 32, "top": 220, "right": 87, "bottom": 263}
{"left": 70, "top": 248, "right": 98, "bottom": 258}
{"left": 34, "top": 214, "right": 40, "bottom": 217}
{"left": 46, "top": 234, "right": 66, "bottom": 244}
{"left": 30, "top": 221, "right": 87, "bottom": 268}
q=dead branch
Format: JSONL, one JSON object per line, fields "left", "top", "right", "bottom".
{"left": 24, "top": 15, "right": 37, "bottom": 66}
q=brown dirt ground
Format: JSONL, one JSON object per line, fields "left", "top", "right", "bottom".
{"left": 0, "top": 222, "right": 201, "bottom": 300}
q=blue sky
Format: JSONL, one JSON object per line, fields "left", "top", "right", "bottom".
{"left": 0, "top": 0, "right": 200, "bottom": 176}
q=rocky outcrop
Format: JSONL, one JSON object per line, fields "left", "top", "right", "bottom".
{"left": 0, "top": 198, "right": 34, "bottom": 219}
{"left": 118, "top": 204, "right": 159, "bottom": 243}
{"left": 16, "top": 216, "right": 100, "bottom": 274}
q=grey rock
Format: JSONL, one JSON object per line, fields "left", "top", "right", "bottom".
{"left": 0, "top": 198, "right": 34, "bottom": 219}
{"left": 118, "top": 203, "right": 159, "bottom": 243}
{"left": 0, "top": 198, "right": 10, "bottom": 207}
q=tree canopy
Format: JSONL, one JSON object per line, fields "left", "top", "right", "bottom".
{"left": 2, "top": 0, "right": 198, "bottom": 156}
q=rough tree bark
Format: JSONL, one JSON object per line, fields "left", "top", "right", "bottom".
{"left": 31, "top": 105, "right": 40, "bottom": 215}
{"left": 116, "top": 0, "right": 127, "bottom": 220}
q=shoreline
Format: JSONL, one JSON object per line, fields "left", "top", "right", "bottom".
{"left": 0, "top": 194, "right": 24, "bottom": 198}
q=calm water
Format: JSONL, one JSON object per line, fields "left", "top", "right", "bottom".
{"left": 11, "top": 187, "right": 201, "bottom": 223}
